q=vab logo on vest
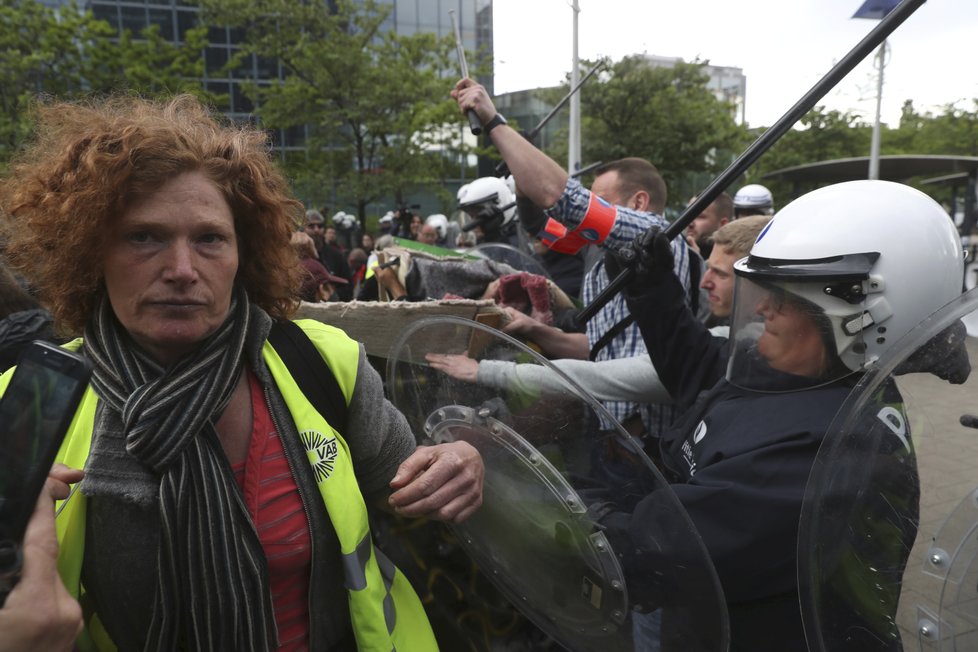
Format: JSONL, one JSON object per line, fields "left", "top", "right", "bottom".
{"left": 300, "top": 430, "right": 340, "bottom": 482}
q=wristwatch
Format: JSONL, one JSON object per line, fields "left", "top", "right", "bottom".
{"left": 483, "top": 113, "right": 508, "bottom": 135}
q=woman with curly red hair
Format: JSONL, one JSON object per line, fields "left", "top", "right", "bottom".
{"left": 0, "top": 95, "right": 482, "bottom": 651}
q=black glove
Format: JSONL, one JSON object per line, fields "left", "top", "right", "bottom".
{"left": 606, "top": 227, "right": 675, "bottom": 295}
{"left": 515, "top": 193, "right": 548, "bottom": 236}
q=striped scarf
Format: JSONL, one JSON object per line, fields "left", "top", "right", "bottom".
{"left": 83, "top": 289, "right": 277, "bottom": 651}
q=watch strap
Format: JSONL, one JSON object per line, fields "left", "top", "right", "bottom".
{"left": 483, "top": 113, "right": 507, "bottom": 135}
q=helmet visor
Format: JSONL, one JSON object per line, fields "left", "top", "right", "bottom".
{"left": 726, "top": 276, "right": 864, "bottom": 392}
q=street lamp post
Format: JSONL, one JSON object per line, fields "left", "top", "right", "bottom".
{"left": 853, "top": 0, "right": 899, "bottom": 179}
{"left": 868, "top": 40, "right": 888, "bottom": 180}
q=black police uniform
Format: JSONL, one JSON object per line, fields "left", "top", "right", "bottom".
{"left": 622, "top": 267, "right": 916, "bottom": 651}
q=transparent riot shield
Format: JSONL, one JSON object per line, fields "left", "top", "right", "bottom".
{"left": 387, "top": 316, "right": 728, "bottom": 651}
{"left": 469, "top": 242, "right": 551, "bottom": 280}
{"left": 799, "top": 288, "right": 978, "bottom": 651}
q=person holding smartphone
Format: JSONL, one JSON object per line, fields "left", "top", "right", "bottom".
{"left": 0, "top": 95, "right": 483, "bottom": 651}
{"left": 0, "top": 465, "right": 83, "bottom": 652}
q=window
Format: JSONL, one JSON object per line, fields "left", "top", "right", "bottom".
{"left": 232, "top": 50, "right": 254, "bottom": 79}
{"left": 91, "top": 4, "right": 119, "bottom": 31}
{"left": 205, "top": 47, "right": 230, "bottom": 76}
{"left": 208, "top": 26, "right": 227, "bottom": 44}
{"left": 176, "top": 9, "right": 198, "bottom": 40}
{"left": 284, "top": 124, "right": 307, "bottom": 148}
{"left": 231, "top": 83, "right": 254, "bottom": 113}
{"left": 206, "top": 81, "right": 232, "bottom": 111}
{"left": 120, "top": 5, "right": 146, "bottom": 34}
{"left": 147, "top": 9, "right": 174, "bottom": 41}
{"left": 256, "top": 55, "right": 279, "bottom": 79}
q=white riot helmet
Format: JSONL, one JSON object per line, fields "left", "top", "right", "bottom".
{"left": 425, "top": 213, "right": 449, "bottom": 240}
{"left": 733, "top": 184, "right": 775, "bottom": 217}
{"left": 332, "top": 211, "right": 357, "bottom": 230}
{"left": 727, "top": 180, "right": 963, "bottom": 391}
{"left": 456, "top": 175, "right": 517, "bottom": 241}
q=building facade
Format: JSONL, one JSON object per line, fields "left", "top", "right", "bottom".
{"left": 641, "top": 54, "right": 746, "bottom": 125}
{"left": 67, "top": 0, "right": 492, "bottom": 151}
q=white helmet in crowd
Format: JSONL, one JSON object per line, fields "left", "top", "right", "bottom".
{"left": 332, "top": 211, "right": 357, "bottom": 230}
{"left": 733, "top": 184, "right": 775, "bottom": 217}
{"left": 728, "top": 180, "right": 963, "bottom": 390}
{"left": 456, "top": 176, "right": 518, "bottom": 239}
{"left": 425, "top": 213, "right": 449, "bottom": 240}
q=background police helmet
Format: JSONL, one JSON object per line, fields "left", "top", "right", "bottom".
{"left": 733, "top": 184, "right": 775, "bottom": 217}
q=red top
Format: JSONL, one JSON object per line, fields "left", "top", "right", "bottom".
{"left": 233, "top": 371, "right": 312, "bottom": 651}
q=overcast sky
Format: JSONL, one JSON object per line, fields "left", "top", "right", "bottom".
{"left": 492, "top": 0, "right": 978, "bottom": 129}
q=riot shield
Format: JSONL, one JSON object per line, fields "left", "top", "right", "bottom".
{"left": 386, "top": 316, "right": 728, "bottom": 651}
{"left": 799, "top": 288, "right": 978, "bottom": 651}
{"left": 469, "top": 242, "right": 551, "bottom": 280}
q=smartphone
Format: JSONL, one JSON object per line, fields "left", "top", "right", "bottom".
{"left": 0, "top": 341, "right": 91, "bottom": 606}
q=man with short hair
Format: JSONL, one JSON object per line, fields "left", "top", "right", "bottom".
{"left": 686, "top": 192, "right": 733, "bottom": 259}
{"left": 452, "top": 78, "right": 692, "bottom": 441}
{"left": 304, "top": 209, "right": 326, "bottom": 240}
{"left": 701, "top": 215, "right": 771, "bottom": 327}
{"left": 418, "top": 224, "right": 439, "bottom": 246}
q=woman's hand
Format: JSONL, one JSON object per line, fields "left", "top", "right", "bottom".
{"left": 387, "top": 442, "right": 484, "bottom": 523}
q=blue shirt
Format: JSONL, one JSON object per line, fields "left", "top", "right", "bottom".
{"left": 546, "top": 177, "right": 691, "bottom": 433}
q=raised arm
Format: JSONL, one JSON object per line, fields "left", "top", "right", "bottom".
{"left": 452, "top": 78, "right": 568, "bottom": 209}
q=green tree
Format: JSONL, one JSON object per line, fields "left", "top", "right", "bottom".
{"left": 893, "top": 100, "right": 978, "bottom": 157}
{"left": 84, "top": 24, "right": 210, "bottom": 99}
{"left": 541, "top": 56, "right": 748, "bottom": 209}
{"left": 199, "top": 0, "right": 462, "bottom": 220}
{"left": 0, "top": 0, "right": 102, "bottom": 158}
{"left": 0, "top": 0, "right": 209, "bottom": 164}
{"left": 752, "top": 106, "right": 872, "bottom": 200}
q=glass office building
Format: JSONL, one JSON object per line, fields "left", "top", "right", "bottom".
{"left": 71, "top": 0, "right": 493, "bottom": 150}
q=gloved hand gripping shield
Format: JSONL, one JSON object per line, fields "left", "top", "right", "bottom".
{"left": 387, "top": 316, "right": 728, "bottom": 652}
{"left": 799, "top": 289, "right": 977, "bottom": 652}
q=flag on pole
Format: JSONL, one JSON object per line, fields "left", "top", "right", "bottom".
{"left": 852, "top": 0, "right": 899, "bottom": 19}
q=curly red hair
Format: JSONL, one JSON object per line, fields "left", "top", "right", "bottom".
{"left": 0, "top": 94, "right": 304, "bottom": 334}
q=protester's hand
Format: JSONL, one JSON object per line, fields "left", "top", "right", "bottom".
{"left": 425, "top": 353, "right": 479, "bottom": 383}
{"left": 388, "top": 441, "right": 484, "bottom": 523}
{"left": 685, "top": 234, "right": 701, "bottom": 256}
{"left": 451, "top": 79, "right": 497, "bottom": 126}
{"left": 497, "top": 306, "right": 528, "bottom": 333}
{"left": 608, "top": 228, "right": 676, "bottom": 295}
{"left": 373, "top": 266, "right": 407, "bottom": 301}
{"left": 0, "top": 478, "right": 83, "bottom": 652}
{"left": 480, "top": 278, "right": 501, "bottom": 301}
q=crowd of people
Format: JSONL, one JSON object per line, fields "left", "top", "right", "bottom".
{"left": 0, "top": 74, "right": 969, "bottom": 652}
{"left": 450, "top": 76, "right": 968, "bottom": 651}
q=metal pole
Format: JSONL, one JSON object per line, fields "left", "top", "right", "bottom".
{"left": 449, "top": 9, "right": 482, "bottom": 135}
{"left": 568, "top": 0, "right": 581, "bottom": 174}
{"left": 578, "top": 0, "right": 927, "bottom": 324}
